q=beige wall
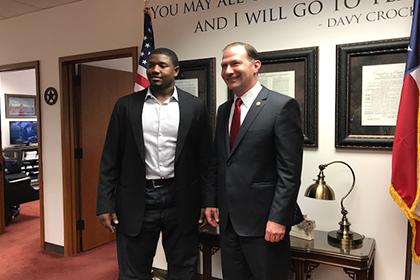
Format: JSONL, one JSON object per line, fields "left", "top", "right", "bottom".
{"left": 0, "top": 0, "right": 418, "bottom": 279}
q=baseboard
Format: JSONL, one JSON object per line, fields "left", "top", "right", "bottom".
{"left": 44, "top": 242, "right": 64, "bottom": 255}
{"left": 152, "top": 267, "right": 221, "bottom": 280}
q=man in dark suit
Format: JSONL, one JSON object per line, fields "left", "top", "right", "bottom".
{"left": 97, "top": 48, "right": 211, "bottom": 280}
{"left": 204, "top": 42, "right": 303, "bottom": 280}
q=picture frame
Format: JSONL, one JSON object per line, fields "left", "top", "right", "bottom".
{"left": 259, "top": 47, "right": 318, "bottom": 147}
{"left": 5, "top": 94, "right": 37, "bottom": 118}
{"left": 228, "top": 47, "right": 318, "bottom": 148}
{"left": 227, "top": 47, "right": 318, "bottom": 147}
{"left": 177, "top": 57, "right": 216, "bottom": 128}
{"left": 336, "top": 38, "right": 409, "bottom": 149}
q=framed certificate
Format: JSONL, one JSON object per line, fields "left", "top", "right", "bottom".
{"left": 336, "top": 38, "right": 408, "bottom": 149}
{"left": 178, "top": 58, "right": 216, "bottom": 128}
{"left": 259, "top": 47, "right": 319, "bottom": 147}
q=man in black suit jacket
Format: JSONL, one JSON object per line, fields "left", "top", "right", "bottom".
{"left": 97, "top": 48, "right": 211, "bottom": 280}
{"left": 204, "top": 42, "right": 303, "bottom": 280}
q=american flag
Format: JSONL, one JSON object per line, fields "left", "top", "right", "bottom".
{"left": 390, "top": 0, "right": 420, "bottom": 262}
{"left": 134, "top": 11, "right": 155, "bottom": 91}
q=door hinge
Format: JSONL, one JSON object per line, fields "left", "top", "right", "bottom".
{"left": 76, "top": 219, "right": 85, "bottom": 231}
{"left": 74, "top": 147, "right": 83, "bottom": 159}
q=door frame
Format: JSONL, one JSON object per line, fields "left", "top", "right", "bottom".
{"left": 0, "top": 61, "right": 44, "bottom": 248}
{"left": 59, "top": 47, "right": 137, "bottom": 256}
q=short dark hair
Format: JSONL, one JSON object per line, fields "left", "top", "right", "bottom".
{"left": 223, "top": 42, "right": 259, "bottom": 60}
{"left": 149, "top": 48, "right": 179, "bottom": 67}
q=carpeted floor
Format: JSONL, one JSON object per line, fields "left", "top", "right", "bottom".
{"left": 0, "top": 201, "right": 118, "bottom": 280}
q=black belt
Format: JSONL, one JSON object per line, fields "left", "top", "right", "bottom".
{"left": 145, "top": 178, "right": 174, "bottom": 189}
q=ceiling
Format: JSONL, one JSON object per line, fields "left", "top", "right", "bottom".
{"left": 0, "top": 0, "right": 83, "bottom": 21}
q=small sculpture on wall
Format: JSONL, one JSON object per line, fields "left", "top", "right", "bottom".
{"left": 44, "top": 87, "right": 58, "bottom": 105}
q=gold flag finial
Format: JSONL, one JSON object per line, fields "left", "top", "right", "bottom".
{"left": 144, "top": 0, "right": 150, "bottom": 14}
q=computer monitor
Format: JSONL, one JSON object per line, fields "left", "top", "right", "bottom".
{"left": 9, "top": 121, "right": 38, "bottom": 145}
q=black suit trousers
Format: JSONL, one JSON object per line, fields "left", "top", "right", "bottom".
{"left": 220, "top": 216, "right": 291, "bottom": 280}
{"left": 116, "top": 185, "right": 198, "bottom": 280}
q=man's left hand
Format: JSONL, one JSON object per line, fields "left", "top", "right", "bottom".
{"left": 265, "top": 220, "right": 286, "bottom": 243}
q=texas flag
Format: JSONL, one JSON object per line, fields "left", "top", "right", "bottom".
{"left": 390, "top": 0, "right": 420, "bottom": 262}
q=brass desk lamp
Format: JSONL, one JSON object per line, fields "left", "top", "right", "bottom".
{"left": 305, "top": 161, "right": 364, "bottom": 247}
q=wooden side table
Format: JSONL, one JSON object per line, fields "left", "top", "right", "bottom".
{"left": 199, "top": 225, "right": 221, "bottom": 280}
{"left": 291, "top": 230, "right": 375, "bottom": 280}
{"left": 199, "top": 225, "right": 375, "bottom": 280}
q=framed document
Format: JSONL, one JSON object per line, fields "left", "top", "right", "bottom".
{"left": 177, "top": 58, "right": 216, "bottom": 128}
{"left": 336, "top": 38, "right": 408, "bottom": 149}
{"left": 259, "top": 47, "right": 319, "bottom": 147}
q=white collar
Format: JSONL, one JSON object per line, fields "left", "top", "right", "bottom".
{"left": 145, "top": 87, "right": 179, "bottom": 103}
{"left": 233, "top": 82, "right": 262, "bottom": 108}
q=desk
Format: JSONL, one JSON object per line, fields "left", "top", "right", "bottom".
{"left": 3, "top": 145, "right": 39, "bottom": 188}
{"left": 199, "top": 225, "right": 375, "bottom": 280}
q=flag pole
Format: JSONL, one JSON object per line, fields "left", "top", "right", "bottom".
{"left": 405, "top": 222, "right": 412, "bottom": 280}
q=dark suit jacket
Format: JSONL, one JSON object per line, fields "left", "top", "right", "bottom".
{"left": 204, "top": 86, "right": 303, "bottom": 236}
{"left": 96, "top": 88, "right": 211, "bottom": 236}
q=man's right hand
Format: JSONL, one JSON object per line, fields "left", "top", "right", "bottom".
{"left": 204, "top": 208, "right": 219, "bottom": 228}
{"left": 98, "top": 213, "right": 119, "bottom": 233}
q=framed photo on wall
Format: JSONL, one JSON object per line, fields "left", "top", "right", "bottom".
{"left": 5, "top": 94, "right": 37, "bottom": 118}
{"left": 336, "top": 38, "right": 409, "bottom": 149}
{"left": 257, "top": 47, "right": 319, "bottom": 147}
{"left": 177, "top": 57, "right": 216, "bottom": 128}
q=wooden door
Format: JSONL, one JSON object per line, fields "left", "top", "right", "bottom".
{"left": 79, "top": 64, "right": 132, "bottom": 251}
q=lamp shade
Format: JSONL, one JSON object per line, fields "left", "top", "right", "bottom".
{"left": 304, "top": 170, "right": 335, "bottom": 200}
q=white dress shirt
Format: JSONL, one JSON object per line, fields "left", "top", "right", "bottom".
{"left": 229, "top": 82, "right": 263, "bottom": 133}
{"left": 142, "top": 87, "right": 179, "bottom": 179}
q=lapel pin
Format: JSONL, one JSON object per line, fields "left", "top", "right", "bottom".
{"left": 256, "top": 101, "right": 261, "bottom": 107}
